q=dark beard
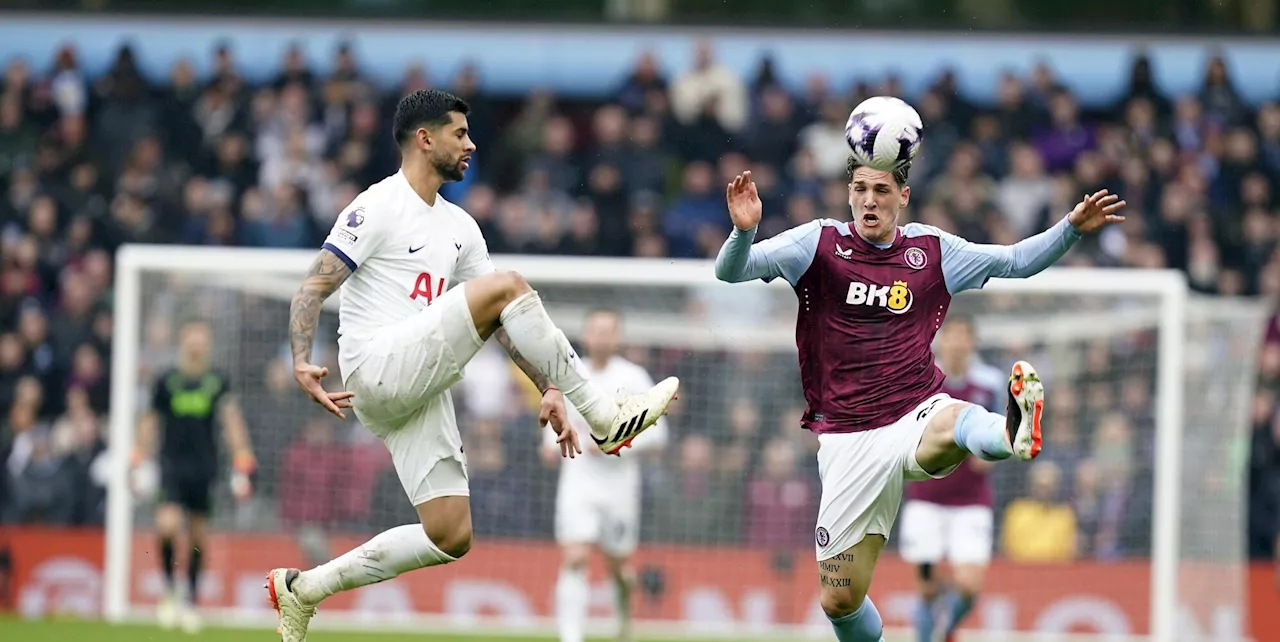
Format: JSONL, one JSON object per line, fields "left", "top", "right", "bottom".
{"left": 434, "top": 155, "right": 464, "bottom": 182}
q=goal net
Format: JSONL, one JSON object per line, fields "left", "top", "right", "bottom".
{"left": 105, "top": 245, "right": 1266, "bottom": 642}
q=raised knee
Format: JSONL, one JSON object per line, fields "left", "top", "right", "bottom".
{"left": 495, "top": 269, "right": 531, "bottom": 301}
{"left": 932, "top": 402, "right": 967, "bottom": 434}
{"left": 425, "top": 523, "right": 472, "bottom": 560}
{"left": 820, "top": 587, "right": 865, "bottom": 619}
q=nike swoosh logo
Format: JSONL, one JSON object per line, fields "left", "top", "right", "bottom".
{"left": 409, "top": 245, "right": 425, "bottom": 254}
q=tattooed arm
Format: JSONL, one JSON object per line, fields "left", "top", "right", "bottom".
{"left": 290, "top": 248, "right": 356, "bottom": 418}
{"left": 290, "top": 248, "right": 350, "bottom": 366}
{"left": 493, "top": 327, "right": 552, "bottom": 393}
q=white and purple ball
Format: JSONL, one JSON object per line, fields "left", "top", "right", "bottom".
{"left": 844, "top": 96, "right": 924, "bottom": 173}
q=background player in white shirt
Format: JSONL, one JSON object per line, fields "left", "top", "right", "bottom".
{"left": 540, "top": 309, "right": 668, "bottom": 642}
{"left": 266, "top": 90, "right": 679, "bottom": 642}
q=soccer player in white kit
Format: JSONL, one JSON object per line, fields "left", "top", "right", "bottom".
{"left": 266, "top": 90, "right": 680, "bottom": 642}
{"left": 541, "top": 308, "right": 668, "bottom": 642}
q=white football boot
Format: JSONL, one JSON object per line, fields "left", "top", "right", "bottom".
{"left": 156, "top": 589, "right": 180, "bottom": 630}
{"left": 179, "top": 603, "right": 203, "bottom": 635}
{"left": 266, "top": 568, "right": 317, "bottom": 642}
{"left": 591, "top": 376, "right": 680, "bottom": 455}
{"left": 1006, "top": 360, "right": 1045, "bottom": 461}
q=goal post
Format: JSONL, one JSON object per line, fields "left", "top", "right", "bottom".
{"left": 104, "top": 243, "right": 1263, "bottom": 642}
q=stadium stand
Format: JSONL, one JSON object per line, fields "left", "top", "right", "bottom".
{"left": 2, "top": 38, "right": 1280, "bottom": 572}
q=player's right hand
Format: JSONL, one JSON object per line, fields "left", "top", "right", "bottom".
{"left": 726, "top": 171, "right": 763, "bottom": 231}
{"left": 539, "top": 388, "right": 582, "bottom": 458}
{"left": 294, "top": 363, "right": 355, "bottom": 419}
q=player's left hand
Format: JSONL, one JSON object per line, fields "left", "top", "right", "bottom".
{"left": 1067, "top": 188, "right": 1127, "bottom": 233}
{"left": 539, "top": 388, "right": 581, "bottom": 458}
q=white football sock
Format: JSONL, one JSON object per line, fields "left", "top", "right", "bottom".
{"left": 500, "top": 291, "right": 615, "bottom": 437}
{"left": 555, "top": 566, "right": 589, "bottom": 642}
{"left": 292, "top": 525, "right": 455, "bottom": 605}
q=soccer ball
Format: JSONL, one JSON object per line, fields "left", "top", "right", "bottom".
{"left": 844, "top": 96, "right": 924, "bottom": 172}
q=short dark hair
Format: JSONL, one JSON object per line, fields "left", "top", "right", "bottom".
{"left": 846, "top": 154, "right": 910, "bottom": 187}
{"left": 393, "top": 89, "right": 470, "bottom": 147}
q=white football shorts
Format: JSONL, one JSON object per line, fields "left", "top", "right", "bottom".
{"left": 345, "top": 283, "right": 485, "bottom": 506}
{"left": 554, "top": 481, "right": 640, "bottom": 558}
{"left": 813, "top": 393, "right": 966, "bottom": 561}
{"left": 898, "top": 500, "right": 994, "bottom": 565}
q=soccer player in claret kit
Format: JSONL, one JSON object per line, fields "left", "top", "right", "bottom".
{"left": 541, "top": 308, "right": 669, "bottom": 642}
{"left": 267, "top": 89, "right": 679, "bottom": 642}
{"left": 132, "top": 320, "right": 256, "bottom": 633}
{"left": 899, "top": 316, "right": 1006, "bottom": 642}
{"left": 716, "top": 157, "right": 1125, "bottom": 642}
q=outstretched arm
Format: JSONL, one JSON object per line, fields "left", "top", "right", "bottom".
{"left": 717, "top": 171, "right": 821, "bottom": 286}
{"left": 290, "top": 248, "right": 356, "bottom": 418}
{"left": 937, "top": 189, "right": 1126, "bottom": 294}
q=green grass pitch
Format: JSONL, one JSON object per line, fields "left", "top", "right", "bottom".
{"left": 0, "top": 616, "right": 944, "bottom": 641}
{"left": 0, "top": 618, "right": 581, "bottom": 642}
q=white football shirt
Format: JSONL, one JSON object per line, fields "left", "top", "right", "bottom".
{"left": 322, "top": 170, "right": 494, "bottom": 378}
{"left": 547, "top": 355, "right": 669, "bottom": 495}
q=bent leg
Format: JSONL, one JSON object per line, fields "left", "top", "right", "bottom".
{"left": 459, "top": 272, "right": 677, "bottom": 445}
{"left": 819, "top": 535, "right": 887, "bottom": 642}
{"left": 914, "top": 402, "right": 1012, "bottom": 476}
{"left": 291, "top": 461, "right": 470, "bottom": 605}
{"left": 460, "top": 271, "right": 618, "bottom": 431}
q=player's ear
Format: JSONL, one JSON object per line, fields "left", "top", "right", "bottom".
{"left": 900, "top": 185, "right": 911, "bottom": 209}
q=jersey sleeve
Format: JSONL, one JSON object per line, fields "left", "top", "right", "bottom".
{"left": 714, "top": 220, "right": 822, "bottom": 286}
{"left": 453, "top": 215, "right": 496, "bottom": 284}
{"left": 321, "top": 197, "right": 391, "bottom": 272}
{"left": 914, "top": 216, "right": 1082, "bottom": 295}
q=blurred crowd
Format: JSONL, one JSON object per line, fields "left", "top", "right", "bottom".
{"left": 1, "top": 36, "right": 1279, "bottom": 564}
